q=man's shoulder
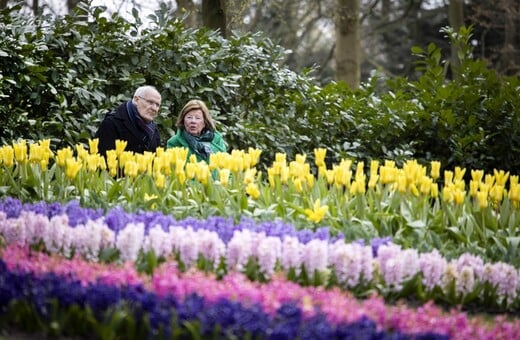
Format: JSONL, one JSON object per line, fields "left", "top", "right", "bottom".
{"left": 103, "top": 103, "right": 127, "bottom": 121}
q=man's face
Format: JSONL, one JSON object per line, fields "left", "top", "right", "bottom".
{"left": 183, "top": 109, "right": 205, "bottom": 136}
{"left": 135, "top": 92, "right": 161, "bottom": 122}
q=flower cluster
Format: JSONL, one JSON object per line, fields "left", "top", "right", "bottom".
{"left": 1, "top": 197, "right": 518, "bottom": 309}
{"left": 2, "top": 245, "right": 519, "bottom": 339}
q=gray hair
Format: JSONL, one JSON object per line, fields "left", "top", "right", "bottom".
{"left": 134, "top": 85, "right": 160, "bottom": 98}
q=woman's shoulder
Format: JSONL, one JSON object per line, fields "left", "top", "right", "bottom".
{"left": 166, "top": 130, "right": 186, "bottom": 147}
{"left": 211, "top": 130, "right": 227, "bottom": 151}
{"left": 213, "top": 130, "right": 225, "bottom": 139}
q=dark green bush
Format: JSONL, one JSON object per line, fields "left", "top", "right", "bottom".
{"left": 0, "top": 5, "right": 518, "bottom": 174}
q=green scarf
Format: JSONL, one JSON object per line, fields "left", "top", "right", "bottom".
{"left": 182, "top": 129, "right": 215, "bottom": 161}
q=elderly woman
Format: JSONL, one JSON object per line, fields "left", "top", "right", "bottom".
{"left": 166, "top": 99, "right": 227, "bottom": 162}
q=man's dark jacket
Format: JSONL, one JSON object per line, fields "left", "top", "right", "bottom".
{"left": 95, "top": 101, "right": 161, "bottom": 156}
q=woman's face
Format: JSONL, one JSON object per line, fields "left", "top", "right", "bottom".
{"left": 183, "top": 109, "right": 205, "bottom": 136}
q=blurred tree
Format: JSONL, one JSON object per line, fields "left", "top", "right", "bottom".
{"left": 2, "top": 0, "right": 518, "bottom": 80}
{"left": 468, "top": 0, "right": 519, "bottom": 76}
{"left": 335, "top": 0, "right": 360, "bottom": 89}
{"left": 175, "top": 0, "right": 198, "bottom": 27}
{"left": 202, "top": 0, "right": 227, "bottom": 37}
{"left": 448, "top": 0, "right": 464, "bottom": 73}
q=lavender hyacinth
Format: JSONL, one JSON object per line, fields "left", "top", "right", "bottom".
{"left": 419, "top": 249, "right": 447, "bottom": 291}
{"left": 377, "top": 243, "right": 419, "bottom": 291}
{"left": 115, "top": 222, "right": 145, "bottom": 262}
{"left": 329, "top": 241, "right": 373, "bottom": 288}
{"left": 255, "top": 235, "right": 282, "bottom": 278}
{"left": 482, "top": 261, "right": 519, "bottom": 305}
{"left": 226, "top": 229, "right": 254, "bottom": 272}
{"left": 302, "top": 239, "right": 329, "bottom": 277}
{"left": 281, "top": 236, "right": 304, "bottom": 276}
{"left": 0, "top": 197, "right": 345, "bottom": 245}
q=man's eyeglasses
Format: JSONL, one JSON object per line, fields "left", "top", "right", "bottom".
{"left": 138, "top": 96, "right": 161, "bottom": 108}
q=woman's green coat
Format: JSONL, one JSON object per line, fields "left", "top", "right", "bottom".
{"left": 166, "top": 129, "right": 227, "bottom": 162}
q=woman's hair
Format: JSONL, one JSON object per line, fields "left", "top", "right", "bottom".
{"left": 176, "top": 99, "right": 216, "bottom": 131}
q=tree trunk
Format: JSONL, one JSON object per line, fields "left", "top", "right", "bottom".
{"left": 448, "top": 0, "right": 464, "bottom": 72}
{"left": 202, "top": 0, "right": 228, "bottom": 38}
{"left": 335, "top": 0, "right": 360, "bottom": 89}
{"left": 500, "top": 0, "right": 519, "bottom": 75}
{"left": 32, "top": 0, "right": 39, "bottom": 15}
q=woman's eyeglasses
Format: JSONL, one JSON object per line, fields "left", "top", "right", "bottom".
{"left": 138, "top": 96, "right": 160, "bottom": 108}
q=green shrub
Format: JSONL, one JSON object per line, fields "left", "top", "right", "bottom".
{"left": 0, "top": 5, "right": 518, "bottom": 174}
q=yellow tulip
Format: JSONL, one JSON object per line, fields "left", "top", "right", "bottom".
{"left": 106, "top": 150, "right": 118, "bottom": 177}
{"left": 453, "top": 189, "right": 466, "bottom": 205}
{"left": 471, "top": 169, "right": 484, "bottom": 182}
{"left": 219, "top": 168, "right": 231, "bottom": 187}
{"left": 444, "top": 170, "right": 453, "bottom": 185}
{"left": 484, "top": 174, "right": 495, "bottom": 187}
{"left": 89, "top": 138, "right": 99, "bottom": 155}
{"left": 295, "top": 153, "right": 306, "bottom": 164}
{"left": 0, "top": 146, "right": 14, "bottom": 167}
{"left": 430, "top": 161, "right": 441, "bottom": 180}
{"left": 247, "top": 147, "right": 262, "bottom": 167}
{"left": 246, "top": 182, "right": 260, "bottom": 199}
{"left": 195, "top": 163, "right": 210, "bottom": 185}
{"left": 75, "top": 144, "right": 89, "bottom": 162}
{"left": 469, "top": 180, "right": 479, "bottom": 197}
{"left": 419, "top": 176, "right": 432, "bottom": 195}
{"left": 65, "top": 158, "right": 82, "bottom": 180}
{"left": 494, "top": 169, "right": 510, "bottom": 187}
{"left": 154, "top": 172, "right": 165, "bottom": 189}
{"left": 409, "top": 183, "right": 419, "bottom": 197}
{"left": 56, "top": 147, "right": 74, "bottom": 167}
{"left": 243, "top": 168, "right": 257, "bottom": 185}
{"left": 314, "top": 148, "right": 327, "bottom": 167}
{"left": 293, "top": 177, "right": 303, "bottom": 193}
{"left": 430, "top": 183, "right": 439, "bottom": 198}
{"left": 508, "top": 183, "right": 520, "bottom": 205}
{"left": 176, "top": 169, "right": 186, "bottom": 185}
{"left": 396, "top": 173, "right": 407, "bottom": 193}
{"left": 454, "top": 166, "right": 466, "bottom": 181}
{"left": 476, "top": 191, "right": 488, "bottom": 209}
{"left": 306, "top": 173, "right": 315, "bottom": 188}
{"left": 304, "top": 199, "right": 328, "bottom": 223}
{"left": 489, "top": 185, "right": 505, "bottom": 203}
{"left": 13, "top": 140, "right": 27, "bottom": 163}
{"left": 86, "top": 154, "right": 101, "bottom": 172}
{"left": 115, "top": 140, "right": 127, "bottom": 156}
{"left": 124, "top": 160, "right": 139, "bottom": 178}
{"left": 368, "top": 174, "right": 379, "bottom": 189}
{"left": 442, "top": 185, "right": 454, "bottom": 203}
{"left": 267, "top": 168, "right": 276, "bottom": 187}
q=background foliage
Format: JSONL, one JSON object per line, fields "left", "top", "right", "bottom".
{"left": 0, "top": 4, "right": 519, "bottom": 175}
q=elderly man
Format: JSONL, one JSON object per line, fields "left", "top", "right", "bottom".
{"left": 95, "top": 85, "right": 162, "bottom": 156}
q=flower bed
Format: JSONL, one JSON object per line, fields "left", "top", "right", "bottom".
{"left": 2, "top": 244, "right": 519, "bottom": 339}
{"left": 1, "top": 139, "right": 520, "bottom": 338}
